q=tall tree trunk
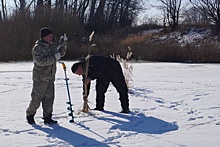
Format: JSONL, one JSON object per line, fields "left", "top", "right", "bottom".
{"left": 88, "top": 0, "right": 96, "bottom": 23}
{"left": 37, "top": 0, "right": 43, "bottom": 6}
{"left": 159, "top": 0, "right": 182, "bottom": 31}
{"left": 107, "top": 0, "right": 120, "bottom": 29}
{"left": 20, "top": 0, "right": 26, "bottom": 11}
{"left": 89, "top": 0, "right": 106, "bottom": 32}
{"left": 1, "top": 0, "right": 6, "bottom": 21}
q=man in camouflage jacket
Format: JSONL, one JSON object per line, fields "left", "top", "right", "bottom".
{"left": 26, "top": 27, "right": 67, "bottom": 124}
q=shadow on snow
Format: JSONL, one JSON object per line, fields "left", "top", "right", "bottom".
{"left": 33, "top": 124, "right": 110, "bottom": 147}
{"left": 32, "top": 110, "right": 178, "bottom": 146}
{"left": 96, "top": 111, "right": 178, "bottom": 134}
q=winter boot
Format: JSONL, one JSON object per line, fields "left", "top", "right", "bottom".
{"left": 43, "top": 114, "right": 58, "bottom": 124}
{"left": 93, "top": 107, "right": 104, "bottom": 111}
{"left": 26, "top": 114, "right": 35, "bottom": 125}
{"left": 120, "top": 108, "right": 130, "bottom": 113}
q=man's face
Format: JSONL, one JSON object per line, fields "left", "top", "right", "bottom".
{"left": 43, "top": 34, "right": 53, "bottom": 43}
{"left": 75, "top": 65, "right": 84, "bottom": 76}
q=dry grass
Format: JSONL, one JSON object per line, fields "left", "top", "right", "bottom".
{"left": 111, "top": 49, "right": 133, "bottom": 88}
{"left": 0, "top": 11, "right": 219, "bottom": 64}
{"left": 120, "top": 34, "right": 153, "bottom": 46}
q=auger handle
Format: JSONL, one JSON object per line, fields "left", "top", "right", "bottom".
{"left": 61, "top": 62, "right": 66, "bottom": 71}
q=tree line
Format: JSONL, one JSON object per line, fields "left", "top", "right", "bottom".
{"left": 1, "top": 0, "right": 142, "bottom": 32}
{"left": 0, "top": 0, "right": 220, "bottom": 62}
{"left": 0, "top": 0, "right": 144, "bottom": 61}
{"left": 156, "top": 0, "right": 220, "bottom": 31}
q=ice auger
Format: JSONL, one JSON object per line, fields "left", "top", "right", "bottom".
{"left": 60, "top": 62, "right": 74, "bottom": 123}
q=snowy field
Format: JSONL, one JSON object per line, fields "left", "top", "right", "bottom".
{"left": 0, "top": 61, "right": 220, "bottom": 147}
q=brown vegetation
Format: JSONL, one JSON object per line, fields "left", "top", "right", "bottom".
{"left": 120, "top": 30, "right": 220, "bottom": 63}
{"left": 0, "top": 0, "right": 220, "bottom": 63}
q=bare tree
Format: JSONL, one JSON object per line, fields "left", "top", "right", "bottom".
{"left": 77, "top": 0, "right": 89, "bottom": 23}
{"left": 20, "top": 0, "right": 25, "bottom": 10}
{"left": 182, "top": 6, "right": 209, "bottom": 25}
{"left": 13, "top": 0, "right": 26, "bottom": 11}
{"left": 190, "top": 0, "right": 220, "bottom": 28}
{"left": 105, "top": 0, "right": 120, "bottom": 28}
{"left": 158, "top": 0, "right": 183, "bottom": 31}
{"left": 1, "top": 0, "right": 6, "bottom": 21}
{"left": 86, "top": 0, "right": 142, "bottom": 32}
{"left": 14, "top": 0, "right": 35, "bottom": 11}
{"left": 37, "top": 0, "right": 43, "bottom": 6}
{"left": 88, "top": 0, "right": 107, "bottom": 32}
{"left": 88, "top": 0, "right": 96, "bottom": 23}
{"left": 119, "top": 0, "right": 141, "bottom": 27}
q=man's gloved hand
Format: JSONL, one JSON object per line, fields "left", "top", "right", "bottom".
{"left": 59, "top": 34, "right": 68, "bottom": 45}
{"left": 55, "top": 52, "right": 61, "bottom": 60}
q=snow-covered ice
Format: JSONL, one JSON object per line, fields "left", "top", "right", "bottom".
{"left": 0, "top": 61, "right": 220, "bottom": 147}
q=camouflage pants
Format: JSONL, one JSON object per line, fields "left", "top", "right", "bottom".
{"left": 26, "top": 81, "right": 55, "bottom": 118}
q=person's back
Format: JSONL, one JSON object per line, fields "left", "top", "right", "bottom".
{"left": 82, "top": 55, "right": 120, "bottom": 80}
{"left": 71, "top": 55, "right": 130, "bottom": 113}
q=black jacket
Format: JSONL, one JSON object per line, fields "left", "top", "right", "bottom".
{"left": 79, "top": 55, "right": 124, "bottom": 95}
{"left": 80, "top": 55, "right": 121, "bottom": 80}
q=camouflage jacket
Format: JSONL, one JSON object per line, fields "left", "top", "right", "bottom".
{"left": 32, "top": 39, "right": 66, "bottom": 81}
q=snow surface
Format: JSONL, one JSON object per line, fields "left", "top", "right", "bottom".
{"left": 0, "top": 61, "right": 220, "bottom": 147}
{"left": 147, "top": 28, "right": 217, "bottom": 48}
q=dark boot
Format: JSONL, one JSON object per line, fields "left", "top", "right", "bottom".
{"left": 94, "top": 102, "right": 104, "bottom": 111}
{"left": 26, "top": 114, "right": 35, "bottom": 125}
{"left": 121, "top": 101, "right": 130, "bottom": 113}
{"left": 93, "top": 107, "right": 104, "bottom": 111}
{"left": 43, "top": 114, "right": 58, "bottom": 124}
{"left": 120, "top": 108, "right": 130, "bottom": 113}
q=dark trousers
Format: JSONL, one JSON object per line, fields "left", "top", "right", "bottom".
{"left": 95, "top": 77, "right": 129, "bottom": 110}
